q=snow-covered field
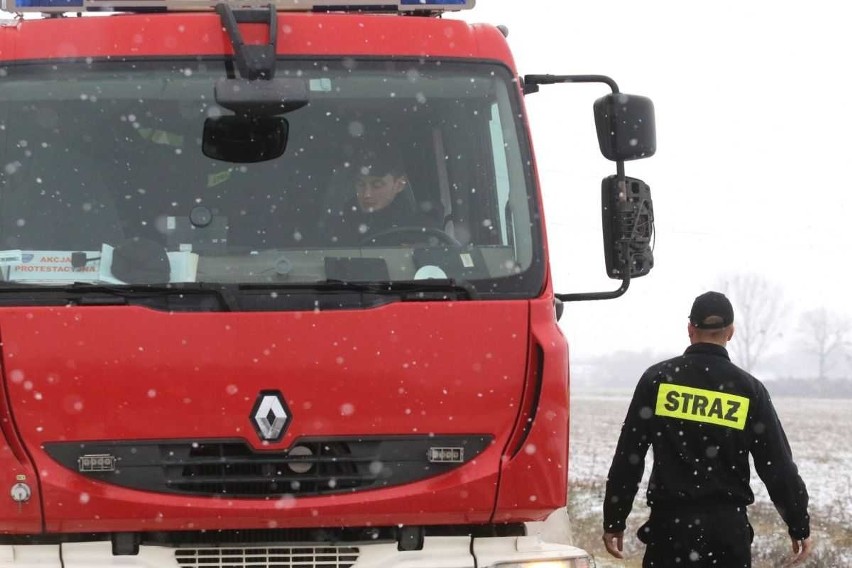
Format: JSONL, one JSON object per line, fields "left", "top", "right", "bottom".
{"left": 568, "top": 393, "right": 851, "bottom": 565}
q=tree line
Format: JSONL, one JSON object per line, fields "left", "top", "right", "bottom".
{"left": 570, "top": 273, "right": 852, "bottom": 393}
{"left": 718, "top": 273, "right": 852, "bottom": 381}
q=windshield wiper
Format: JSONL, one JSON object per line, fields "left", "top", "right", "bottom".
{"left": 0, "top": 282, "right": 238, "bottom": 311}
{"left": 0, "top": 279, "right": 477, "bottom": 310}
{"left": 239, "top": 278, "right": 478, "bottom": 300}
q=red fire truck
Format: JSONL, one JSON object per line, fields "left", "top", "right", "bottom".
{"left": 0, "top": 0, "right": 655, "bottom": 565}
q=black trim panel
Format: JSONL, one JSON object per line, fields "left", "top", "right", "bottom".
{"left": 43, "top": 435, "right": 492, "bottom": 498}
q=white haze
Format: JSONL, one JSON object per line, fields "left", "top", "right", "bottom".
{"left": 452, "top": 1, "right": 852, "bottom": 370}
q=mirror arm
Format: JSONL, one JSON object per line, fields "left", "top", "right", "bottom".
{"left": 216, "top": 3, "right": 278, "bottom": 81}
{"left": 555, "top": 240, "right": 632, "bottom": 303}
{"left": 523, "top": 74, "right": 620, "bottom": 95}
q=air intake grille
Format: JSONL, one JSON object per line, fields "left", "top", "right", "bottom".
{"left": 167, "top": 440, "right": 370, "bottom": 495}
{"left": 174, "top": 546, "right": 359, "bottom": 568}
{"left": 44, "top": 435, "right": 491, "bottom": 498}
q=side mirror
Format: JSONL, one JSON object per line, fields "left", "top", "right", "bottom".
{"left": 522, "top": 75, "right": 658, "bottom": 302}
{"left": 202, "top": 116, "right": 289, "bottom": 163}
{"left": 602, "top": 175, "right": 654, "bottom": 279}
{"left": 594, "top": 93, "right": 656, "bottom": 162}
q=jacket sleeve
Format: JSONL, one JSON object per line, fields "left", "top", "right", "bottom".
{"left": 602, "top": 371, "right": 655, "bottom": 533}
{"left": 750, "top": 385, "right": 810, "bottom": 540}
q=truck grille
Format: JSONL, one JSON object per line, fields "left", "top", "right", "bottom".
{"left": 43, "top": 435, "right": 491, "bottom": 497}
{"left": 168, "top": 440, "right": 373, "bottom": 495}
{"left": 174, "top": 546, "right": 359, "bottom": 568}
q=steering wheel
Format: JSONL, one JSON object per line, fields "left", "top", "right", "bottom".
{"left": 360, "top": 226, "right": 461, "bottom": 247}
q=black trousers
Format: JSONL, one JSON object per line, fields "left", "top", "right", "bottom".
{"left": 638, "top": 506, "right": 753, "bottom": 568}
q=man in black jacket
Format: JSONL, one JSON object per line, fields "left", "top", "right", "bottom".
{"left": 602, "top": 291, "right": 813, "bottom": 567}
{"left": 323, "top": 148, "right": 427, "bottom": 245}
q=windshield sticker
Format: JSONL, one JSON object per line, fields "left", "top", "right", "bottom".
{"left": 207, "top": 170, "right": 232, "bottom": 188}
{"left": 0, "top": 250, "right": 23, "bottom": 265}
{"left": 5, "top": 251, "right": 100, "bottom": 283}
{"left": 137, "top": 127, "right": 184, "bottom": 148}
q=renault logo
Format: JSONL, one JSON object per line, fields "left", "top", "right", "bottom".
{"left": 250, "top": 390, "right": 291, "bottom": 442}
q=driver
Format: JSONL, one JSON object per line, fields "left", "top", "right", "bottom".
{"left": 323, "top": 148, "right": 428, "bottom": 245}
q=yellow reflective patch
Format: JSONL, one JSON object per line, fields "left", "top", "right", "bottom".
{"left": 655, "top": 384, "right": 750, "bottom": 430}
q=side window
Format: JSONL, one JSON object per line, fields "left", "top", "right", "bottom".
{"left": 489, "top": 102, "right": 511, "bottom": 246}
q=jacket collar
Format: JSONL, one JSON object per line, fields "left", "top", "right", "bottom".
{"left": 684, "top": 342, "right": 730, "bottom": 360}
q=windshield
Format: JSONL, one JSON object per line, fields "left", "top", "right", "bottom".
{"left": 0, "top": 59, "right": 543, "bottom": 300}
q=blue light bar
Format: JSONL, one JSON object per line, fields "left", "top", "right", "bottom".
{"left": 3, "top": 0, "right": 474, "bottom": 13}
{"left": 7, "top": 0, "right": 83, "bottom": 8}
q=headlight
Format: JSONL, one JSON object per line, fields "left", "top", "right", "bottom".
{"left": 490, "top": 558, "right": 595, "bottom": 568}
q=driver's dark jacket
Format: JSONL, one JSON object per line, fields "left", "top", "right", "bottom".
{"left": 323, "top": 193, "right": 428, "bottom": 245}
{"left": 603, "top": 343, "right": 810, "bottom": 540}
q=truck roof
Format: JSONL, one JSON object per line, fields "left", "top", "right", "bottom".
{"left": 5, "top": 0, "right": 474, "bottom": 15}
{"left": 0, "top": 8, "right": 514, "bottom": 67}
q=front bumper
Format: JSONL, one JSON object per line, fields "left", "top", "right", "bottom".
{"left": 0, "top": 536, "right": 593, "bottom": 567}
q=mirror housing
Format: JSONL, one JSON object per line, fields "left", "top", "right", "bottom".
{"left": 203, "top": 116, "right": 289, "bottom": 163}
{"left": 206, "top": 78, "right": 306, "bottom": 163}
{"left": 215, "top": 78, "right": 309, "bottom": 117}
{"left": 594, "top": 93, "right": 656, "bottom": 161}
{"left": 602, "top": 175, "right": 654, "bottom": 279}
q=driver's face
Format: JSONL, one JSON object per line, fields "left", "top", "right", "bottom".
{"left": 355, "top": 174, "right": 405, "bottom": 213}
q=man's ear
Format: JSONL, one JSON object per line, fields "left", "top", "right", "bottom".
{"left": 392, "top": 175, "right": 407, "bottom": 194}
{"left": 727, "top": 325, "right": 735, "bottom": 342}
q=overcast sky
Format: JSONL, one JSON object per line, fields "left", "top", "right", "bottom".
{"left": 452, "top": 1, "right": 852, "bottom": 360}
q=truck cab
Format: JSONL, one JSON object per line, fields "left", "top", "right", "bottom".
{"left": 0, "top": 1, "right": 655, "bottom": 566}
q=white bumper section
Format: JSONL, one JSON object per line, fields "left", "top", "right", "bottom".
{"left": 0, "top": 511, "right": 593, "bottom": 567}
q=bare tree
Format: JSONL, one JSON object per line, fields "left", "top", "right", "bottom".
{"left": 799, "top": 308, "right": 851, "bottom": 381}
{"left": 717, "top": 273, "right": 785, "bottom": 373}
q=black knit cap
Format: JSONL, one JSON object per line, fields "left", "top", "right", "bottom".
{"left": 353, "top": 147, "right": 405, "bottom": 178}
{"left": 689, "top": 291, "right": 734, "bottom": 329}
